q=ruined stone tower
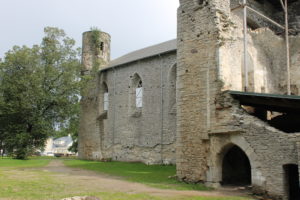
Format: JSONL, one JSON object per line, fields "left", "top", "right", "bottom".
{"left": 176, "top": 0, "right": 229, "bottom": 182}
{"left": 81, "top": 30, "right": 111, "bottom": 73}
{"left": 78, "top": 30, "right": 111, "bottom": 160}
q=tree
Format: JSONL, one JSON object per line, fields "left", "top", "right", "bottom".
{"left": 0, "top": 27, "right": 81, "bottom": 159}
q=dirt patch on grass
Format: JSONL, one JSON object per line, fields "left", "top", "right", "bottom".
{"left": 40, "top": 160, "right": 252, "bottom": 199}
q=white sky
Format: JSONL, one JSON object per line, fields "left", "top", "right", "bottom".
{"left": 0, "top": 0, "right": 179, "bottom": 59}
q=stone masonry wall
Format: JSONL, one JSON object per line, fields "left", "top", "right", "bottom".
{"left": 176, "top": 0, "right": 228, "bottom": 182}
{"left": 80, "top": 51, "right": 177, "bottom": 164}
{"left": 221, "top": 1, "right": 300, "bottom": 95}
{"left": 207, "top": 93, "right": 299, "bottom": 199}
{"left": 78, "top": 31, "right": 111, "bottom": 160}
{"left": 177, "top": 0, "right": 300, "bottom": 199}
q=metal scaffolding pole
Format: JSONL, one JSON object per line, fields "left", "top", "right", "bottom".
{"left": 243, "top": 0, "right": 248, "bottom": 92}
{"left": 284, "top": 0, "right": 291, "bottom": 95}
{"left": 246, "top": 6, "right": 285, "bottom": 29}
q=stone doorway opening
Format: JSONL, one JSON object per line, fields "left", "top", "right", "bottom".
{"left": 284, "top": 164, "right": 300, "bottom": 200}
{"left": 222, "top": 145, "right": 251, "bottom": 186}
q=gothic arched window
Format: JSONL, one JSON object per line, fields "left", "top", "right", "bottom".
{"left": 103, "top": 82, "right": 109, "bottom": 111}
{"left": 135, "top": 79, "right": 143, "bottom": 108}
{"left": 168, "top": 64, "right": 177, "bottom": 114}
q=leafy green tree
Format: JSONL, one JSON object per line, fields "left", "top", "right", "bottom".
{"left": 0, "top": 27, "right": 81, "bottom": 159}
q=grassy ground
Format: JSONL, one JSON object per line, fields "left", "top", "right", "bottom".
{"left": 0, "top": 158, "right": 252, "bottom": 200}
{"left": 64, "top": 159, "right": 209, "bottom": 191}
{"left": 0, "top": 157, "right": 51, "bottom": 168}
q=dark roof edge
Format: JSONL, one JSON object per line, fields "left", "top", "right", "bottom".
{"left": 100, "top": 49, "right": 176, "bottom": 72}
{"left": 229, "top": 90, "right": 300, "bottom": 100}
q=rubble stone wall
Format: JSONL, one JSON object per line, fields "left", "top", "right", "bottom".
{"left": 79, "top": 50, "right": 177, "bottom": 164}
{"left": 177, "top": 1, "right": 300, "bottom": 199}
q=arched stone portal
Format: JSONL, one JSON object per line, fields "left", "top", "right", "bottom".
{"left": 222, "top": 145, "right": 251, "bottom": 186}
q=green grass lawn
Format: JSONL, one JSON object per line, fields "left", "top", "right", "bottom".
{"left": 0, "top": 158, "right": 252, "bottom": 200}
{"left": 0, "top": 157, "right": 51, "bottom": 168}
{"left": 63, "top": 159, "right": 208, "bottom": 191}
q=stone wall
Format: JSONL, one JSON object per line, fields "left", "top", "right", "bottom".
{"left": 177, "top": 0, "right": 300, "bottom": 199}
{"left": 79, "top": 49, "right": 177, "bottom": 164}
{"left": 289, "top": 1, "right": 300, "bottom": 33}
{"left": 207, "top": 93, "right": 300, "bottom": 199}
{"left": 221, "top": 0, "right": 300, "bottom": 95}
{"left": 78, "top": 31, "right": 111, "bottom": 160}
{"left": 81, "top": 31, "right": 111, "bottom": 73}
{"left": 176, "top": 0, "right": 225, "bottom": 182}
{"left": 78, "top": 0, "right": 300, "bottom": 198}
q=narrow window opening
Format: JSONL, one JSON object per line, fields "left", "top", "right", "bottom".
{"left": 103, "top": 83, "right": 109, "bottom": 111}
{"left": 136, "top": 80, "right": 143, "bottom": 108}
{"left": 100, "top": 42, "right": 104, "bottom": 51}
{"left": 104, "top": 92, "right": 109, "bottom": 111}
{"left": 168, "top": 64, "right": 177, "bottom": 114}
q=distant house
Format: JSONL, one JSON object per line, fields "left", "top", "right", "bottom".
{"left": 42, "top": 135, "right": 75, "bottom": 157}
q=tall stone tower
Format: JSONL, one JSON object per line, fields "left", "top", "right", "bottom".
{"left": 176, "top": 0, "right": 231, "bottom": 182}
{"left": 78, "top": 30, "right": 111, "bottom": 160}
{"left": 81, "top": 30, "right": 111, "bottom": 73}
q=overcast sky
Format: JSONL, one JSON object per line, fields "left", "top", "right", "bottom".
{"left": 0, "top": 0, "right": 179, "bottom": 59}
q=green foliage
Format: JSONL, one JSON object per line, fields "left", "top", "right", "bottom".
{"left": 90, "top": 27, "right": 102, "bottom": 52}
{"left": 80, "top": 27, "right": 104, "bottom": 98}
{"left": 64, "top": 160, "right": 210, "bottom": 191}
{"left": 89, "top": 27, "right": 104, "bottom": 75}
{"left": 0, "top": 27, "right": 81, "bottom": 159}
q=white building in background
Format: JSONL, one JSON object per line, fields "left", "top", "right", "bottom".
{"left": 43, "top": 138, "right": 54, "bottom": 156}
{"left": 42, "top": 134, "right": 75, "bottom": 157}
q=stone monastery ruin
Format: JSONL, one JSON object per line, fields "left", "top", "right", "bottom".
{"left": 78, "top": 0, "right": 300, "bottom": 199}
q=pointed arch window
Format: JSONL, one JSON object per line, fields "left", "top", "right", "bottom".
{"left": 168, "top": 64, "right": 177, "bottom": 114}
{"left": 103, "top": 82, "right": 109, "bottom": 111}
{"left": 136, "top": 80, "right": 143, "bottom": 108}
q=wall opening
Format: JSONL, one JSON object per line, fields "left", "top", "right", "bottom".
{"left": 242, "top": 105, "right": 300, "bottom": 133}
{"left": 129, "top": 73, "right": 143, "bottom": 114}
{"left": 222, "top": 145, "right": 251, "bottom": 186}
{"left": 168, "top": 64, "right": 177, "bottom": 114}
{"left": 136, "top": 80, "right": 143, "bottom": 108}
{"left": 268, "top": 113, "right": 300, "bottom": 133}
{"left": 100, "top": 42, "right": 104, "bottom": 51}
{"left": 103, "top": 82, "right": 109, "bottom": 111}
{"left": 284, "top": 164, "right": 300, "bottom": 200}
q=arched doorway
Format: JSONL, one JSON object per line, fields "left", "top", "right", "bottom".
{"left": 222, "top": 145, "right": 251, "bottom": 186}
{"left": 284, "top": 164, "right": 300, "bottom": 200}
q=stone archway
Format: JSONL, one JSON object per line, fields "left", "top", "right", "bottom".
{"left": 222, "top": 145, "right": 251, "bottom": 186}
{"left": 207, "top": 135, "right": 264, "bottom": 189}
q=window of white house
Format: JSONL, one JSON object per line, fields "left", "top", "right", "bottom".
{"left": 136, "top": 80, "right": 143, "bottom": 108}
{"left": 104, "top": 92, "right": 109, "bottom": 111}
